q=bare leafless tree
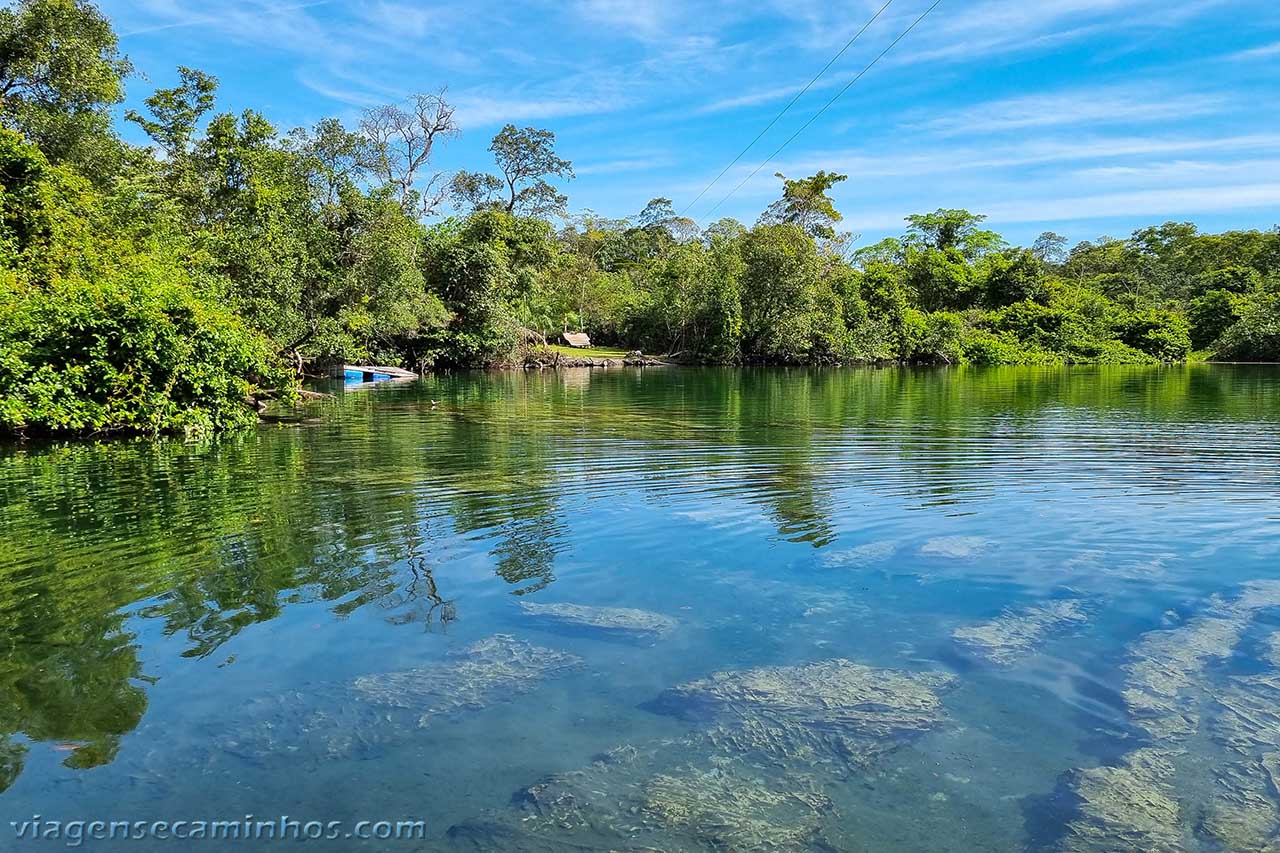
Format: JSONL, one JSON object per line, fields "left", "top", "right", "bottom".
{"left": 359, "top": 89, "right": 459, "bottom": 217}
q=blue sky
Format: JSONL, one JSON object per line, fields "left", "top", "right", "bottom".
{"left": 99, "top": 0, "right": 1280, "bottom": 246}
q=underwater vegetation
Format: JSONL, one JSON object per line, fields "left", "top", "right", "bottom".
{"left": 1123, "top": 581, "right": 1280, "bottom": 742}
{"left": 451, "top": 659, "right": 955, "bottom": 850}
{"left": 450, "top": 742, "right": 837, "bottom": 851}
{"left": 1057, "top": 748, "right": 1185, "bottom": 853}
{"left": 952, "top": 599, "right": 1089, "bottom": 666}
{"left": 919, "top": 536, "right": 992, "bottom": 559}
{"left": 518, "top": 601, "right": 678, "bottom": 640}
{"left": 654, "top": 660, "right": 956, "bottom": 771}
{"left": 215, "top": 635, "right": 584, "bottom": 765}
{"left": 353, "top": 634, "right": 584, "bottom": 725}
{"left": 1053, "top": 581, "right": 1280, "bottom": 852}
{"left": 198, "top": 580, "right": 1280, "bottom": 851}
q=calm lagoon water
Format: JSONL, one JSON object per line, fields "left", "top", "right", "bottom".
{"left": 2, "top": 365, "right": 1280, "bottom": 850}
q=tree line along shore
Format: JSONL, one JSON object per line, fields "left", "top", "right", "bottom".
{"left": 2, "top": 0, "right": 1278, "bottom": 437}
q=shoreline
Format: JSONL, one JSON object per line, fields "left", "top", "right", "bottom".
{"left": 5, "top": 362, "right": 1277, "bottom": 445}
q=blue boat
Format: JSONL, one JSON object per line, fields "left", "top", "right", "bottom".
{"left": 340, "top": 364, "right": 417, "bottom": 389}
{"left": 344, "top": 369, "right": 392, "bottom": 384}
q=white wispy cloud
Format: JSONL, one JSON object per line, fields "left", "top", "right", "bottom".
{"left": 105, "top": 0, "right": 1278, "bottom": 241}
{"left": 574, "top": 155, "right": 672, "bottom": 176}
{"left": 762, "top": 0, "right": 1168, "bottom": 61}
{"left": 676, "top": 136, "right": 1280, "bottom": 230}
{"left": 1229, "top": 41, "right": 1280, "bottom": 61}
{"left": 121, "top": 0, "right": 334, "bottom": 52}
{"left": 452, "top": 91, "right": 626, "bottom": 127}
{"left": 357, "top": 2, "right": 438, "bottom": 39}
{"left": 891, "top": 0, "right": 1233, "bottom": 65}
{"left": 979, "top": 182, "right": 1280, "bottom": 224}
{"left": 294, "top": 73, "right": 387, "bottom": 108}
{"left": 765, "top": 133, "right": 1280, "bottom": 181}
{"left": 1067, "top": 157, "right": 1280, "bottom": 182}
{"left": 572, "top": 0, "right": 672, "bottom": 36}
{"left": 836, "top": 180, "right": 1280, "bottom": 234}
{"left": 694, "top": 77, "right": 845, "bottom": 115}
{"left": 907, "top": 84, "right": 1228, "bottom": 136}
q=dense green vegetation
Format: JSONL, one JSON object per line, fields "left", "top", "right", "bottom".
{"left": 1, "top": 0, "right": 1277, "bottom": 436}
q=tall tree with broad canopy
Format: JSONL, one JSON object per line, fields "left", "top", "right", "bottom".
{"left": 450, "top": 124, "right": 574, "bottom": 218}
{"left": 0, "top": 0, "right": 132, "bottom": 178}
{"left": 1032, "top": 231, "right": 1068, "bottom": 264}
{"left": 285, "top": 117, "right": 372, "bottom": 210}
{"left": 904, "top": 209, "right": 1004, "bottom": 257}
{"left": 635, "top": 196, "right": 698, "bottom": 242}
{"left": 758, "top": 170, "right": 848, "bottom": 239}
{"left": 125, "top": 66, "right": 217, "bottom": 159}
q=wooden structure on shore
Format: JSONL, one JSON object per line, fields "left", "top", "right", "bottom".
{"left": 562, "top": 332, "right": 592, "bottom": 348}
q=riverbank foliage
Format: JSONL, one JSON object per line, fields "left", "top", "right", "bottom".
{"left": 1, "top": 0, "right": 1278, "bottom": 434}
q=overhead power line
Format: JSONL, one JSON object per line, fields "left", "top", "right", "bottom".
{"left": 698, "top": 0, "right": 946, "bottom": 223}
{"left": 680, "top": 0, "right": 895, "bottom": 217}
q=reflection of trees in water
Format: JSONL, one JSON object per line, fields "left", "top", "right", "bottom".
{"left": 423, "top": 378, "right": 567, "bottom": 596}
{"left": 0, "top": 599, "right": 147, "bottom": 792}
{"left": 492, "top": 515, "right": 562, "bottom": 595}
{"left": 379, "top": 550, "right": 458, "bottom": 629}
{"left": 764, "top": 476, "right": 836, "bottom": 547}
{"left": 572, "top": 365, "right": 1280, "bottom": 530}
{"left": 0, "top": 381, "right": 575, "bottom": 790}
{"left": 0, "top": 432, "right": 454, "bottom": 792}
{"left": 0, "top": 737, "right": 23, "bottom": 792}
{"left": 0, "top": 365, "right": 1276, "bottom": 792}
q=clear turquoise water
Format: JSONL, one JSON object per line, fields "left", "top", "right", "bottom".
{"left": 2, "top": 365, "right": 1279, "bottom": 850}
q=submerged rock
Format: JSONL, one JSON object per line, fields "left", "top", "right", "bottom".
{"left": 820, "top": 540, "right": 897, "bottom": 568}
{"left": 518, "top": 601, "right": 677, "bottom": 639}
{"left": 657, "top": 659, "right": 953, "bottom": 735}
{"left": 641, "top": 762, "right": 834, "bottom": 850}
{"left": 952, "top": 599, "right": 1088, "bottom": 666}
{"left": 451, "top": 658, "right": 953, "bottom": 849}
{"left": 1212, "top": 672, "right": 1280, "bottom": 756}
{"left": 501, "top": 745, "right": 647, "bottom": 836}
{"left": 214, "top": 636, "right": 584, "bottom": 766}
{"left": 1124, "top": 614, "right": 1243, "bottom": 740}
{"left": 1205, "top": 640, "right": 1280, "bottom": 849}
{"left": 919, "top": 536, "right": 990, "bottom": 558}
{"left": 452, "top": 742, "right": 834, "bottom": 851}
{"left": 1264, "top": 633, "right": 1280, "bottom": 668}
{"left": 1057, "top": 748, "right": 1185, "bottom": 853}
{"left": 1202, "top": 756, "right": 1280, "bottom": 852}
{"left": 1228, "top": 580, "right": 1280, "bottom": 614}
{"left": 353, "top": 634, "right": 584, "bottom": 725}
{"left": 654, "top": 659, "right": 955, "bottom": 770}
{"left": 1123, "top": 582, "right": 1280, "bottom": 741}
{"left": 214, "top": 691, "right": 403, "bottom": 765}
{"left": 1052, "top": 584, "right": 1280, "bottom": 852}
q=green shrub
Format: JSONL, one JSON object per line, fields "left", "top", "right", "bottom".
{"left": 0, "top": 128, "right": 54, "bottom": 263}
{"left": 910, "top": 311, "right": 966, "bottom": 364}
{"left": 993, "top": 301, "right": 1071, "bottom": 350}
{"left": 1195, "top": 266, "right": 1261, "bottom": 295}
{"left": 1188, "top": 290, "right": 1241, "bottom": 350}
{"left": 982, "top": 249, "right": 1046, "bottom": 307}
{"left": 962, "top": 329, "right": 1040, "bottom": 364}
{"left": 1077, "top": 339, "right": 1159, "bottom": 364}
{"left": 0, "top": 271, "right": 291, "bottom": 437}
{"left": 1213, "top": 292, "right": 1280, "bottom": 361}
{"left": 1117, "top": 310, "right": 1191, "bottom": 361}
